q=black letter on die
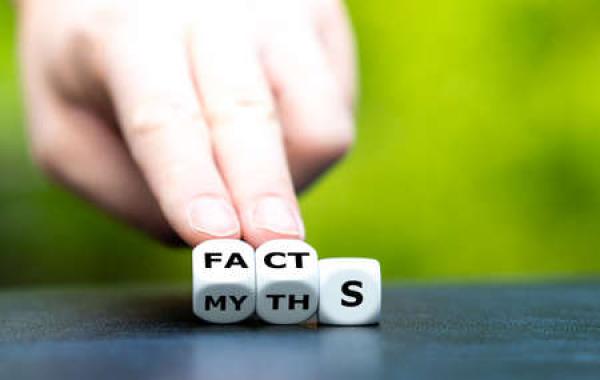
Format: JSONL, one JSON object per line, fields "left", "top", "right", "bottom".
{"left": 289, "top": 294, "right": 310, "bottom": 310}
{"left": 205, "top": 295, "right": 227, "bottom": 311}
{"left": 229, "top": 295, "right": 248, "bottom": 311}
{"left": 225, "top": 252, "right": 248, "bottom": 268}
{"left": 341, "top": 281, "right": 363, "bottom": 307}
{"left": 205, "top": 253, "right": 222, "bottom": 269}
{"left": 265, "top": 252, "right": 286, "bottom": 268}
{"left": 288, "top": 252, "right": 309, "bottom": 268}
{"left": 266, "top": 294, "right": 286, "bottom": 309}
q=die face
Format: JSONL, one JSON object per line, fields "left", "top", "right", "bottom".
{"left": 256, "top": 240, "right": 319, "bottom": 324}
{"left": 256, "top": 281, "right": 317, "bottom": 324}
{"left": 196, "top": 283, "right": 255, "bottom": 324}
{"left": 192, "top": 240, "right": 255, "bottom": 324}
{"left": 318, "top": 258, "right": 381, "bottom": 325}
{"left": 193, "top": 240, "right": 255, "bottom": 281}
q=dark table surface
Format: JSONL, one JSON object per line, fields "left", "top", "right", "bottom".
{"left": 2, "top": 282, "right": 600, "bottom": 380}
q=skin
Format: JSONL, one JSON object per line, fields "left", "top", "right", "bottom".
{"left": 16, "top": 0, "right": 356, "bottom": 247}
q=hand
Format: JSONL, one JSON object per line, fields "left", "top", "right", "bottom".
{"left": 17, "top": 0, "right": 355, "bottom": 247}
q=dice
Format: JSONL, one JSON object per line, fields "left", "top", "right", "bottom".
{"left": 318, "top": 258, "right": 381, "bottom": 325}
{"left": 191, "top": 240, "right": 381, "bottom": 325}
{"left": 255, "top": 240, "right": 319, "bottom": 324}
{"left": 192, "top": 239, "right": 256, "bottom": 324}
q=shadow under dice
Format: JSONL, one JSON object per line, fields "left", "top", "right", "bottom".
{"left": 318, "top": 258, "right": 381, "bottom": 325}
{"left": 192, "top": 239, "right": 255, "bottom": 324}
{"left": 256, "top": 240, "right": 319, "bottom": 324}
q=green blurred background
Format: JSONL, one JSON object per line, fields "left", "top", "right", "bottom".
{"left": 2, "top": 0, "right": 600, "bottom": 286}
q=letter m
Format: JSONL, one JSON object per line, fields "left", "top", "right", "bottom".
{"left": 205, "top": 295, "right": 227, "bottom": 311}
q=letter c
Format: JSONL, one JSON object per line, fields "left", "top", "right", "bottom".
{"left": 265, "top": 252, "right": 286, "bottom": 268}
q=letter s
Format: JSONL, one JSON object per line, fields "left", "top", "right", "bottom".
{"left": 341, "top": 280, "right": 363, "bottom": 307}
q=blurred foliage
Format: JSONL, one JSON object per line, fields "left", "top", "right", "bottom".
{"left": 2, "top": 0, "right": 600, "bottom": 286}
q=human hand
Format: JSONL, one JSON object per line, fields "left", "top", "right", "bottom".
{"left": 18, "top": 0, "right": 355, "bottom": 247}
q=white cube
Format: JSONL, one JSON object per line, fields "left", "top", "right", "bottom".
{"left": 318, "top": 258, "right": 381, "bottom": 325}
{"left": 256, "top": 239, "right": 319, "bottom": 324}
{"left": 192, "top": 239, "right": 255, "bottom": 324}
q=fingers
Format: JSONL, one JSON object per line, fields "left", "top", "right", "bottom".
{"left": 25, "top": 82, "right": 178, "bottom": 243}
{"left": 105, "top": 31, "right": 240, "bottom": 245}
{"left": 189, "top": 2, "right": 303, "bottom": 247}
{"left": 259, "top": 5, "right": 355, "bottom": 191}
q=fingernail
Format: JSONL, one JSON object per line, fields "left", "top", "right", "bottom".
{"left": 187, "top": 197, "right": 240, "bottom": 237}
{"left": 253, "top": 196, "right": 304, "bottom": 237}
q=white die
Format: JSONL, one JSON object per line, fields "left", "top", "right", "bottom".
{"left": 318, "top": 258, "right": 381, "bottom": 325}
{"left": 256, "top": 240, "right": 319, "bottom": 324}
{"left": 192, "top": 239, "right": 255, "bottom": 324}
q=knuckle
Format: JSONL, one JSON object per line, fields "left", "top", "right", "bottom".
{"left": 127, "top": 102, "right": 205, "bottom": 139}
{"left": 208, "top": 97, "right": 278, "bottom": 129}
{"left": 127, "top": 115, "right": 166, "bottom": 138}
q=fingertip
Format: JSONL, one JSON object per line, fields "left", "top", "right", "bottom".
{"left": 241, "top": 195, "right": 305, "bottom": 248}
{"left": 252, "top": 196, "right": 303, "bottom": 236}
{"left": 184, "top": 195, "right": 242, "bottom": 246}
